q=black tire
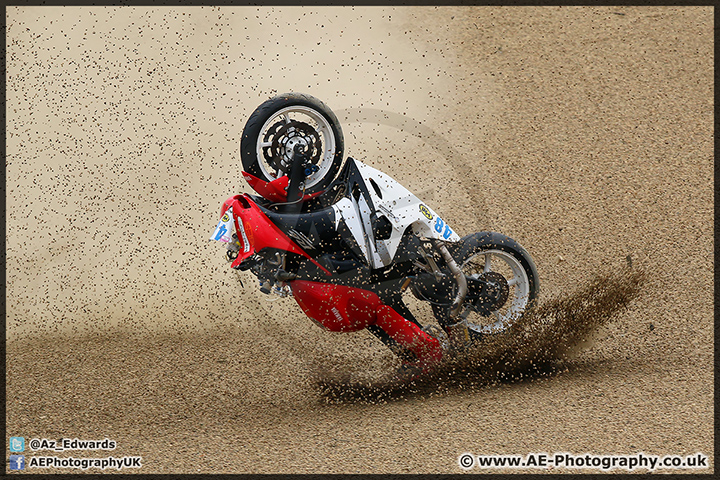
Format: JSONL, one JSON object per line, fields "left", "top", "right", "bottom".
{"left": 432, "top": 232, "right": 540, "bottom": 340}
{"left": 240, "top": 93, "right": 344, "bottom": 198}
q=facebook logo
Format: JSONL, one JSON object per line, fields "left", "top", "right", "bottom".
{"left": 9, "top": 437, "right": 25, "bottom": 452}
{"left": 9, "top": 455, "right": 25, "bottom": 470}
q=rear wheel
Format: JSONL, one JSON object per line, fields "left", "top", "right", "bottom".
{"left": 240, "top": 93, "right": 344, "bottom": 197}
{"left": 432, "top": 232, "right": 540, "bottom": 339}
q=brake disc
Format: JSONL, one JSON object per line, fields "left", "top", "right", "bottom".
{"left": 471, "top": 271, "right": 510, "bottom": 314}
{"left": 265, "top": 120, "right": 322, "bottom": 174}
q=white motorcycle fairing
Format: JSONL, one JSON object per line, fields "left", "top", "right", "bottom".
{"left": 331, "top": 159, "right": 461, "bottom": 270}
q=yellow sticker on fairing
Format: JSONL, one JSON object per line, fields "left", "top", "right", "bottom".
{"left": 419, "top": 204, "right": 433, "bottom": 220}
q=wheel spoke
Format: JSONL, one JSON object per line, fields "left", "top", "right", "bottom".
{"left": 260, "top": 141, "right": 272, "bottom": 148}
{"left": 281, "top": 113, "right": 291, "bottom": 125}
{"left": 507, "top": 277, "right": 519, "bottom": 286}
{"left": 484, "top": 254, "right": 492, "bottom": 273}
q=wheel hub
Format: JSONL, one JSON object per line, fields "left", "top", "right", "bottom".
{"left": 264, "top": 120, "right": 322, "bottom": 173}
{"left": 467, "top": 271, "right": 509, "bottom": 315}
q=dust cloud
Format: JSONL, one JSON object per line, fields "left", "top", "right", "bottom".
{"left": 315, "top": 267, "right": 648, "bottom": 403}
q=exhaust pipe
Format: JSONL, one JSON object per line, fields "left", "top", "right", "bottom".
{"left": 433, "top": 241, "right": 467, "bottom": 318}
{"left": 433, "top": 240, "right": 470, "bottom": 349}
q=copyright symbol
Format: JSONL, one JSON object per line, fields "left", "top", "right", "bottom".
{"left": 459, "top": 453, "right": 475, "bottom": 469}
{"left": 30, "top": 438, "right": 41, "bottom": 450}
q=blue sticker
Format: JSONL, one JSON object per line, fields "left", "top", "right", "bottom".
{"left": 214, "top": 224, "right": 228, "bottom": 241}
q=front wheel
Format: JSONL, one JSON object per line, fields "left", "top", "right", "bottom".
{"left": 240, "top": 93, "right": 344, "bottom": 198}
{"left": 432, "top": 232, "right": 540, "bottom": 339}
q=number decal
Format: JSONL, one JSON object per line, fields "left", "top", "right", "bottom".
{"left": 432, "top": 215, "right": 454, "bottom": 239}
{"left": 214, "top": 224, "right": 228, "bottom": 241}
{"left": 210, "top": 206, "right": 234, "bottom": 243}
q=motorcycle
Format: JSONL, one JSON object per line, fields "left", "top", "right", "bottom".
{"left": 211, "top": 93, "right": 539, "bottom": 377}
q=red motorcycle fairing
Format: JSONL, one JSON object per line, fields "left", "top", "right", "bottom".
{"left": 291, "top": 280, "right": 444, "bottom": 365}
{"left": 241, "top": 171, "right": 324, "bottom": 204}
{"left": 220, "top": 194, "right": 331, "bottom": 275}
